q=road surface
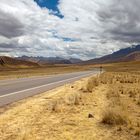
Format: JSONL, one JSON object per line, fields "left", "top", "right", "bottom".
{"left": 0, "top": 70, "right": 99, "bottom": 106}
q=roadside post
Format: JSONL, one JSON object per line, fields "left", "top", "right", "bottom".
{"left": 100, "top": 66, "right": 102, "bottom": 74}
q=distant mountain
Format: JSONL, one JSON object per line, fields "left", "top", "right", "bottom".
{"left": 0, "top": 56, "right": 39, "bottom": 67}
{"left": 69, "top": 58, "right": 82, "bottom": 63}
{"left": 82, "top": 45, "right": 140, "bottom": 64}
{"left": 18, "top": 56, "right": 82, "bottom": 65}
{"left": 120, "top": 51, "right": 140, "bottom": 62}
{"left": 39, "top": 57, "right": 72, "bottom": 65}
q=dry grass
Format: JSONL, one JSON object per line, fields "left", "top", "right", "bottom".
{"left": 0, "top": 61, "right": 140, "bottom": 140}
{"left": 46, "top": 93, "right": 82, "bottom": 112}
{"left": 96, "top": 70, "right": 140, "bottom": 138}
{"left": 86, "top": 76, "right": 99, "bottom": 92}
{"left": 64, "top": 92, "right": 81, "bottom": 105}
{"left": 0, "top": 64, "right": 96, "bottom": 80}
{"left": 101, "top": 109, "right": 127, "bottom": 125}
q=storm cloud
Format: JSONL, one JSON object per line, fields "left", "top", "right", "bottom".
{"left": 0, "top": 10, "right": 24, "bottom": 38}
{"left": 97, "top": 0, "right": 140, "bottom": 43}
{"left": 0, "top": 0, "right": 139, "bottom": 59}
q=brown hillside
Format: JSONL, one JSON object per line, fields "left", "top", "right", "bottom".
{"left": 81, "top": 45, "right": 140, "bottom": 65}
{"left": 120, "top": 51, "right": 140, "bottom": 62}
{"left": 0, "top": 56, "right": 39, "bottom": 67}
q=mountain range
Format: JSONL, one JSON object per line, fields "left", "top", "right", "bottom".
{"left": 0, "top": 45, "right": 140, "bottom": 67}
{"left": 82, "top": 45, "right": 140, "bottom": 64}
{"left": 17, "top": 56, "right": 82, "bottom": 65}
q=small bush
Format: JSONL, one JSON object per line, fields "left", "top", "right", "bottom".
{"left": 86, "top": 77, "right": 99, "bottom": 92}
{"left": 137, "top": 100, "right": 140, "bottom": 106}
{"left": 135, "top": 95, "right": 140, "bottom": 105}
{"left": 134, "top": 128, "right": 140, "bottom": 136}
{"left": 47, "top": 100, "right": 58, "bottom": 112}
{"left": 101, "top": 109, "right": 127, "bottom": 125}
{"left": 47, "top": 99, "right": 64, "bottom": 112}
{"left": 65, "top": 93, "right": 81, "bottom": 105}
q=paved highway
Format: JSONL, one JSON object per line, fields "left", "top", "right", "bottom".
{"left": 0, "top": 70, "right": 99, "bottom": 106}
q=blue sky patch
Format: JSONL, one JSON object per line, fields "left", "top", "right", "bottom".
{"left": 47, "top": 29, "right": 78, "bottom": 42}
{"left": 34, "top": 0, "right": 63, "bottom": 18}
{"left": 61, "top": 37, "right": 78, "bottom": 42}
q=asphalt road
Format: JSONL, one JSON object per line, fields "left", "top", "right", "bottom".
{"left": 0, "top": 70, "right": 99, "bottom": 106}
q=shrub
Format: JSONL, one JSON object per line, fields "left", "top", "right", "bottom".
{"left": 47, "top": 99, "right": 64, "bottom": 112}
{"left": 134, "top": 128, "right": 140, "bottom": 136}
{"left": 65, "top": 93, "right": 81, "bottom": 105}
{"left": 86, "top": 77, "right": 99, "bottom": 92}
{"left": 101, "top": 109, "right": 127, "bottom": 125}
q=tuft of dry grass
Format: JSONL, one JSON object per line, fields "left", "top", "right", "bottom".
{"left": 46, "top": 93, "right": 82, "bottom": 113}
{"left": 101, "top": 109, "right": 127, "bottom": 125}
{"left": 47, "top": 99, "right": 64, "bottom": 112}
{"left": 86, "top": 77, "right": 99, "bottom": 92}
{"left": 134, "top": 128, "right": 140, "bottom": 136}
{"left": 65, "top": 93, "right": 81, "bottom": 105}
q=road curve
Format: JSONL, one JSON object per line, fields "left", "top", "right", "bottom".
{"left": 0, "top": 70, "right": 99, "bottom": 106}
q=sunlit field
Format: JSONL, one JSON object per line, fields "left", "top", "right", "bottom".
{"left": 0, "top": 61, "right": 140, "bottom": 140}
{"left": 0, "top": 64, "right": 95, "bottom": 80}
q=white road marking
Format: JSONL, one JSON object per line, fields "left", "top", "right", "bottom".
{"left": 0, "top": 75, "right": 63, "bottom": 86}
{"left": 0, "top": 72, "right": 95, "bottom": 98}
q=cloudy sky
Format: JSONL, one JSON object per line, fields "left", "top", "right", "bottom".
{"left": 0, "top": 0, "right": 139, "bottom": 60}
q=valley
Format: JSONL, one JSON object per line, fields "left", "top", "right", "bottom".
{"left": 0, "top": 61, "right": 139, "bottom": 140}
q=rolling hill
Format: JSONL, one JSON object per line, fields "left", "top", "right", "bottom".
{"left": 83, "top": 45, "right": 140, "bottom": 64}
{"left": 120, "top": 51, "right": 140, "bottom": 62}
{"left": 0, "top": 56, "right": 39, "bottom": 67}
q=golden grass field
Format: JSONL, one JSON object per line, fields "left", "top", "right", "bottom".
{"left": 0, "top": 64, "right": 95, "bottom": 80}
{"left": 0, "top": 61, "right": 140, "bottom": 140}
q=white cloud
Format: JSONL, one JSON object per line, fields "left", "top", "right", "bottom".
{"left": 0, "top": 0, "right": 139, "bottom": 60}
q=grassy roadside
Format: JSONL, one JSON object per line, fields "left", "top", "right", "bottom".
{"left": 0, "top": 65, "right": 95, "bottom": 80}
{"left": 0, "top": 61, "right": 140, "bottom": 140}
